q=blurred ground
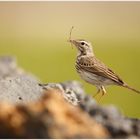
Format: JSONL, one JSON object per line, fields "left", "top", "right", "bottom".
{"left": 0, "top": 2, "right": 140, "bottom": 117}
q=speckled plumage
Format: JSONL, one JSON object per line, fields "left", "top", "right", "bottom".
{"left": 69, "top": 39, "right": 140, "bottom": 96}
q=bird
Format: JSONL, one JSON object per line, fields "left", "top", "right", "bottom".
{"left": 68, "top": 33, "right": 140, "bottom": 98}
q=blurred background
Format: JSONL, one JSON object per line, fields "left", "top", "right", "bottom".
{"left": 0, "top": 2, "right": 140, "bottom": 117}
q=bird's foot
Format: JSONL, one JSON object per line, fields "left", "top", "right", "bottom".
{"left": 93, "top": 86, "right": 107, "bottom": 103}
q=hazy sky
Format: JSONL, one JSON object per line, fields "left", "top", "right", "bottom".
{"left": 0, "top": 2, "right": 140, "bottom": 42}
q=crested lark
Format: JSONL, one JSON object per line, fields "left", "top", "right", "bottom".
{"left": 68, "top": 38, "right": 140, "bottom": 97}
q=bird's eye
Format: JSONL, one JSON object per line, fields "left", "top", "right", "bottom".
{"left": 81, "top": 42, "right": 85, "bottom": 45}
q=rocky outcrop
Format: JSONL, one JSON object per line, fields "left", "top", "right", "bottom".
{"left": 0, "top": 56, "right": 139, "bottom": 138}
{"left": 0, "top": 90, "right": 109, "bottom": 138}
{"left": 41, "top": 81, "right": 140, "bottom": 138}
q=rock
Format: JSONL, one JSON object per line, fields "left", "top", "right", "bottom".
{"left": 0, "top": 55, "right": 40, "bottom": 81}
{"left": 61, "top": 81, "right": 97, "bottom": 106}
{"left": 0, "top": 75, "right": 44, "bottom": 104}
{"left": 40, "top": 81, "right": 140, "bottom": 138}
{"left": 0, "top": 56, "right": 43, "bottom": 104}
{"left": 39, "top": 83, "right": 79, "bottom": 106}
{"left": 0, "top": 56, "right": 23, "bottom": 78}
{"left": 0, "top": 90, "right": 109, "bottom": 138}
{"left": 39, "top": 81, "right": 97, "bottom": 106}
{"left": 61, "top": 81, "right": 86, "bottom": 99}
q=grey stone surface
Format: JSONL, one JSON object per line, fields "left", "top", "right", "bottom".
{"left": 0, "top": 56, "right": 43, "bottom": 104}
{"left": 39, "top": 83, "right": 79, "bottom": 105}
{"left": 0, "top": 56, "right": 22, "bottom": 78}
{"left": 0, "top": 75, "right": 44, "bottom": 104}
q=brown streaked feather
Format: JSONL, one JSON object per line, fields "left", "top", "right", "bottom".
{"left": 77, "top": 56, "right": 124, "bottom": 85}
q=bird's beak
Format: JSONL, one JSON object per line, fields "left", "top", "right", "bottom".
{"left": 68, "top": 39, "right": 75, "bottom": 49}
{"left": 68, "top": 39, "right": 77, "bottom": 45}
{"left": 68, "top": 39, "right": 73, "bottom": 43}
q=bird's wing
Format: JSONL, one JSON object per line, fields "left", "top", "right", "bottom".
{"left": 78, "top": 56, "right": 124, "bottom": 85}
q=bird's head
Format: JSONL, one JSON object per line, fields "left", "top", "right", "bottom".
{"left": 69, "top": 39, "right": 94, "bottom": 55}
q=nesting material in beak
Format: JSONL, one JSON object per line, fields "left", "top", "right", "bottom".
{"left": 68, "top": 39, "right": 74, "bottom": 49}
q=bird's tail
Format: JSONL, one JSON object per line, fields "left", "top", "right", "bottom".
{"left": 123, "top": 84, "right": 140, "bottom": 94}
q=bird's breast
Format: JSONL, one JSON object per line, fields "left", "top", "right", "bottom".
{"left": 75, "top": 62, "right": 114, "bottom": 86}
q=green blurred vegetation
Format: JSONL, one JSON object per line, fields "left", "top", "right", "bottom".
{"left": 0, "top": 2, "right": 140, "bottom": 118}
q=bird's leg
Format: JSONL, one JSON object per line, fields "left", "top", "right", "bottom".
{"left": 98, "top": 86, "right": 106, "bottom": 102}
{"left": 93, "top": 87, "right": 101, "bottom": 98}
{"left": 101, "top": 86, "right": 106, "bottom": 95}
